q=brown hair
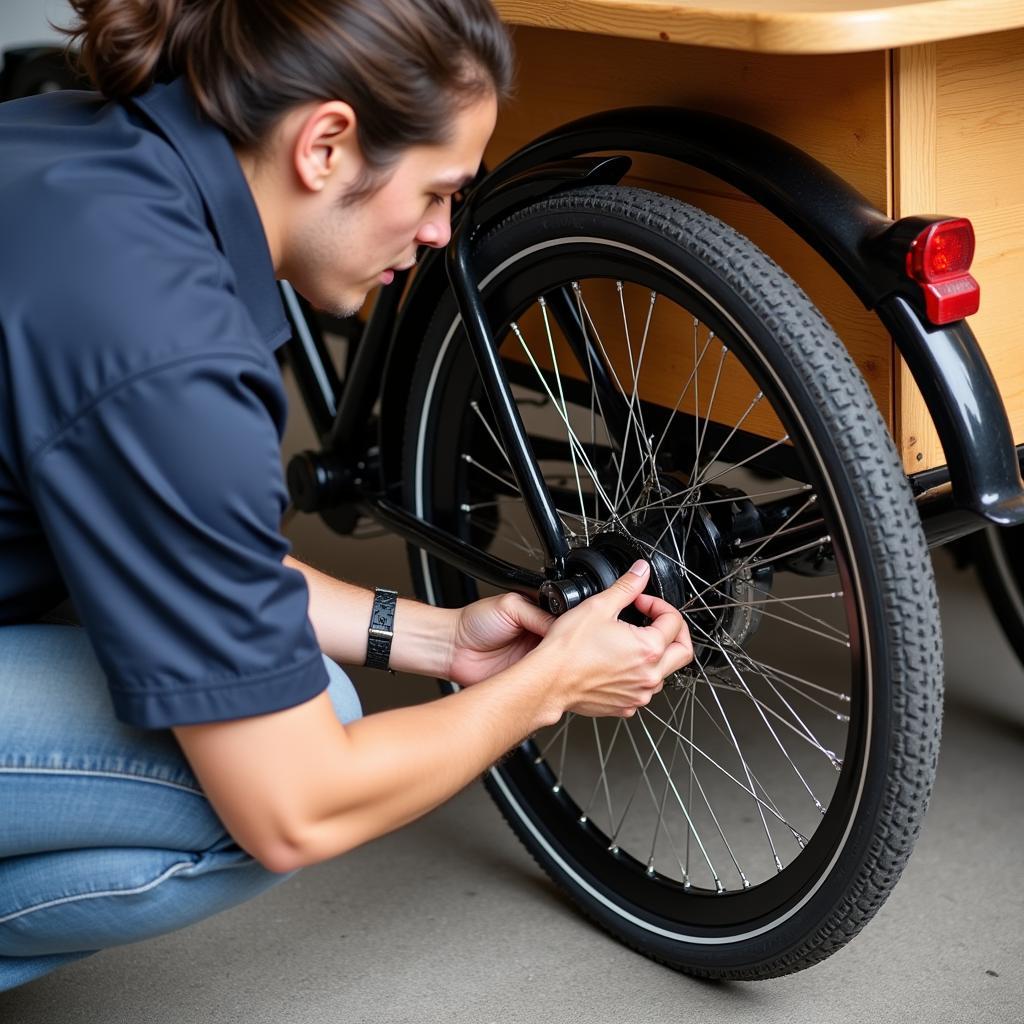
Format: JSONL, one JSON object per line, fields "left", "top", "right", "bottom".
{"left": 61, "top": 0, "right": 514, "bottom": 192}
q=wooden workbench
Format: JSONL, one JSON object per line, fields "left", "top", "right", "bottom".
{"left": 487, "top": 0, "right": 1024, "bottom": 473}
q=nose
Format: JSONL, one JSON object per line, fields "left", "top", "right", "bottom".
{"left": 415, "top": 211, "right": 453, "bottom": 249}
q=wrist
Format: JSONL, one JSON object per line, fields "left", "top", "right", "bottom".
{"left": 387, "top": 598, "right": 458, "bottom": 679}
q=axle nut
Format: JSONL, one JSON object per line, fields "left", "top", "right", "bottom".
{"left": 539, "top": 579, "right": 584, "bottom": 616}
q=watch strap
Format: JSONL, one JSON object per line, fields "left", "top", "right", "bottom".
{"left": 364, "top": 587, "right": 398, "bottom": 671}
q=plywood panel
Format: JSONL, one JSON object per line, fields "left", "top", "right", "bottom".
{"left": 933, "top": 29, "right": 1024, "bottom": 449}
{"left": 495, "top": 0, "right": 1024, "bottom": 56}
{"left": 891, "top": 43, "right": 945, "bottom": 473}
{"left": 489, "top": 28, "right": 894, "bottom": 443}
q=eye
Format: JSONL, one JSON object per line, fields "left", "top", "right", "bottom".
{"left": 429, "top": 193, "right": 448, "bottom": 208}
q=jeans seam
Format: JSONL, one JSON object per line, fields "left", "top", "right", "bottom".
{"left": 0, "top": 859, "right": 197, "bottom": 925}
{"left": 0, "top": 767, "right": 203, "bottom": 796}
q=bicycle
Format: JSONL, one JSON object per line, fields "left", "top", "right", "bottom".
{"left": 278, "top": 107, "right": 1024, "bottom": 978}
{"left": 6, "top": 46, "right": 1024, "bottom": 980}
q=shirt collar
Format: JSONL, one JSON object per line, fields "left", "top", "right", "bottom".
{"left": 129, "top": 78, "right": 290, "bottom": 350}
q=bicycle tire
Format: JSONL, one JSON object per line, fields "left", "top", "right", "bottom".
{"left": 401, "top": 185, "right": 943, "bottom": 978}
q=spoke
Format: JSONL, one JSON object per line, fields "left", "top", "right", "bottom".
{"left": 710, "top": 645, "right": 828, "bottom": 820}
{"left": 608, "top": 687, "right": 690, "bottom": 846}
{"left": 682, "top": 583, "right": 842, "bottom": 761}
{"left": 728, "top": 650, "right": 851, "bottom": 706}
{"left": 738, "top": 576, "right": 850, "bottom": 642}
{"left": 647, "top": 681, "right": 688, "bottom": 873}
{"left": 462, "top": 514, "right": 541, "bottom": 560}
{"left": 510, "top": 321, "right": 618, "bottom": 519}
{"left": 686, "top": 682, "right": 810, "bottom": 849}
{"left": 539, "top": 297, "right": 590, "bottom": 545}
{"left": 639, "top": 705, "right": 798, "bottom": 831}
{"left": 632, "top": 710, "right": 724, "bottom": 888}
{"left": 681, "top": 341, "right": 729, "bottom": 513}
{"left": 613, "top": 284, "right": 657, "bottom": 514}
{"left": 684, "top": 534, "right": 832, "bottom": 606}
{"left": 694, "top": 592, "right": 843, "bottom": 611}
{"left": 626, "top": 481, "right": 813, "bottom": 520}
{"left": 734, "top": 605, "right": 851, "bottom": 647}
{"left": 470, "top": 399, "right": 513, "bottom": 470}
{"left": 572, "top": 284, "right": 651, "bottom": 518}
{"left": 647, "top": 683, "right": 750, "bottom": 887}
{"left": 687, "top": 390, "right": 770, "bottom": 491}
{"left": 535, "top": 714, "right": 572, "bottom": 764}
{"left": 649, "top": 322, "right": 715, "bottom": 469}
{"left": 703, "top": 673, "right": 841, "bottom": 765}
{"left": 555, "top": 712, "right": 574, "bottom": 790}
{"left": 648, "top": 406, "right": 779, "bottom": 555}
{"left": 724, "top": 493, "right": 819, "bottom": 573}
{"left": 693, "top": 654, "right": 784, "bottom": 874}
{"left": 461, "top": 452, "right": 520, "bottom": 494}
{"left": 693, "top": 433, "right": 796, "bottom": 499}
{"left": 616, "top": 710, "right": 692, "bottom": 879}
{"left": 582, "top": 717, "right": 623, "bottom": 827}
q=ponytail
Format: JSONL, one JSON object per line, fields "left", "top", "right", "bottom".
{"left": 61, "top": 0, "right": 514, "bottom": 186}
{"left": 63, "top": 0, "right": 214, "bottom": 102}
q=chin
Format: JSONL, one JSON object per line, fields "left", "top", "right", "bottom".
{"left": 302, "top": 287, "right": 367, "bottom": 321}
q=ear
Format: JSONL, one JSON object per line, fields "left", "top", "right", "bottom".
{"left": 291, "top": 101, "right": 361, "bottom": 194}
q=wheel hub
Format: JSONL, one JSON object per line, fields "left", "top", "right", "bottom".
{"left": 540, "top": 481, "right": 773, "bottom": 667}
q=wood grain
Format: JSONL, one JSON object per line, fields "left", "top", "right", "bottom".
{"left": 495, "top": 0, "right": 1024, "bottom": 55}
{"left": 891, "top": 44, "right": 946, "bottom": 473}
{"left": 489, "top": 29, "right": 894, "bottom": 440}
{"left": 932, "top": 29, "right": 1024, "bottom": 450}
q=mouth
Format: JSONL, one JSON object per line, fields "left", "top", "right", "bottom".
{"left": 379, "top": 257, "right": 418, "bottom": 286}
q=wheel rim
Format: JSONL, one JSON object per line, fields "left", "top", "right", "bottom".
{"left": 414, "top": 236, "right": 874, "bottom": 938}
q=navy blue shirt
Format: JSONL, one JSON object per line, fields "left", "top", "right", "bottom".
{"left": 0, "top": 78, "right": 329, "bottom": 728}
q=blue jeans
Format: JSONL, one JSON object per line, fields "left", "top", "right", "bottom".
{"left": 0, "top": 623, "right": 362, "bottom": 992}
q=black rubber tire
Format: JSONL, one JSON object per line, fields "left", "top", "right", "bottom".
{"left": 401, "top": 186, "right": 943, "bottom": 978}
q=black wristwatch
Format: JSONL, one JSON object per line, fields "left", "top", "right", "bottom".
{"left": 364, "top": 587, "right": 398, "bottom": 672}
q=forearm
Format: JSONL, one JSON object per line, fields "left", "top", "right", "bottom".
{"left": 294, "top": 655, "right": 560, "bottom": 867}
{"left": 284, "top": 553, "right": 455, "bottom": 678}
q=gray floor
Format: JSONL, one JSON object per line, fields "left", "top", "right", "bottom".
{"left": 3, "top": 396, "right": 1024, "bottom": 1022}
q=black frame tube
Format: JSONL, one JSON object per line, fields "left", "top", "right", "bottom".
{"left": 446, "top": 209, "right": 570, "bottom": 574}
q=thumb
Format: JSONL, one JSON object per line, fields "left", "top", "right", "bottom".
{"left": 512, "top": 595, "right": 557, "bottom": 637}
{"left": 604, "top": 559, "right": 650, "bottom": 610}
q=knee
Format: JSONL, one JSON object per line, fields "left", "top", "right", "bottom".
{"left": 321, "top": 655, "right": 363, "bottom": 724}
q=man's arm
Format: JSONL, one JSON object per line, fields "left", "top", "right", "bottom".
{"left": 283, "top": 554, "right": 457, "bottom": 678}
{"left": 172, "top": 564, "right": 687, "bottom": 874}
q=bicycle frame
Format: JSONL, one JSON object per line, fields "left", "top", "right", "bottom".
{"left": 283, "top": 107, "right": 1024, "bottom": 601}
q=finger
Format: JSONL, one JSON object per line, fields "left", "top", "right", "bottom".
{"left": 636, "top": 600, "right": 686, "bottom": 648}
{"left": 656, "top": 638, "right": 695, "bottom": 678}
{"left": 600, "top": 560, "right": 651, "bottom": 614}
{"left": 633, "top": 591, "right": 688, "bottom": 624}
{"left": 510, "top": 595, "right": 556, "bottom": 637}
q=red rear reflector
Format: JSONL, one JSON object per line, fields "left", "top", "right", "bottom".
{"left": 906, "top": 218, "right": 980, "bottom": 323}
{"left": 921, "top": 276, "right": 981, "bottom": 323}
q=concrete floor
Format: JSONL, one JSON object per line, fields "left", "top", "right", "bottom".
{"left": 2, "top": 380, "right": 1023, "bottom": 1022}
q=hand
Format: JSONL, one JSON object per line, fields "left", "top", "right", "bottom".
{"left": 529, "top": 560, "right": 693, "bottom": 721}
{"left": 447, "top": 593, "right": 556, "bottom": 687}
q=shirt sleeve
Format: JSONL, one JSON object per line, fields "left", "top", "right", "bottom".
{"left": 27, "top": 351, "right": 329, "bottom": 729}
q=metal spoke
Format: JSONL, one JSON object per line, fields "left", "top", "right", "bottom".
{"left": 581, "top": 717, "right": 623, "bottom": 826}
{"left": 510, "top": 321, "right": 619, "bottom": 519}
{"left": 608, "top": 687, "right": 691, "bottom": 846}
{"left": 632, "top": 710, "right": 723, "bottom": 888}
{"left": 539, "top": 297, "right": 591, "bottom": 545}
{"left": 638, "top": 704, "right": 799, "bottom": 831}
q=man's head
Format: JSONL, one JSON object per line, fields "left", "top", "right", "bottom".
{"left": 66, "top": 0, "right": 514, "bottom": 313}
{"left": 239, "top": 90, "right": 498, "bottom": 317}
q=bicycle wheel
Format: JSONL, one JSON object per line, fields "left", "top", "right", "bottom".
{"left": 969, "top": 524, "right": 1024, "bottom": 668}
{"left": 402, "top": 186, "right": 943, "bottom": 978}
